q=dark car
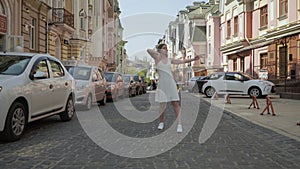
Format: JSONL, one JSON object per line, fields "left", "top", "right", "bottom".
{"left": 192, "top": 76, "right": 209, "bottom": 93}
{"left": 132, "top": 75, "right": 143, "bottom": 95}
{"left": 140, "top": 76, "right": 147, "bottom": 94}
{"left": 123, "top": 74, "right": 136, "bottom": 97}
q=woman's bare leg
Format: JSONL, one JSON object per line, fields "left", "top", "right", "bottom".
{"left": 172, "top": 101, "right": 181, "bottom": 124}
{"left": 159, "top": 102, "right": 167, "bottom": 122}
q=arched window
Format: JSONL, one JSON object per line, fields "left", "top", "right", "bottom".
{"left": 0, "top": 2, "right": 5, "bottom": 15}
{"left": 79, "top": 9, "right": 86, "bottom": 30}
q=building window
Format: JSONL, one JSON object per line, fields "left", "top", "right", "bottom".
{"left": 233, "top": 58, "right": 237, "bottom": 71}
{"left": 209, "top": 43, "right": 211, "bottom": 54}
{"left": 260, "top": 53, "right": 268, "bottom": 69}
{"left": 80, "top": 17, "right": 85, "bottom": 30}
{"left": 279, "top": 0, "right": 288, "bottom": 17}
{"left": 0, "top": 1, "right": 5, "bottom": 15}
{"left": 227, "top": 20, "right": 231, "bottom": 38}
{"left": 260, "top": 5, "right": 268, "bottom": 27}
{"left": 29, "top": 18, "right": 36, "bottom": 50}
{"left": 79, "top": 9, "right": 86, "bottom": 30}
{"left": 225, "top": 0, "right": 234, "bottom": 5}
{"left": 208, "top": 25, "right": 211, "bottom": 37}
{"left": 234, "top": 16, "right": 238, "bottom": 36}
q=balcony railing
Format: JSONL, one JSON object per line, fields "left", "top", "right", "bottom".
{"left": 52, "top": 8, "right": 74, "bottom": 28}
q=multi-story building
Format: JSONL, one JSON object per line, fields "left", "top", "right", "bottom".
{"left": 69, "top": 0, "right": 92, "bottom": 64}
{"left": 205, "top": 4, "right": 222, "bottom": 74}
{"left": 219, "top": 0, "right": 252, "bottom": 75}
{"left": 0, "top": 0, "right": 23, "bottom": 52}
{"left": 219, "top": 0, "right": 300, "bottom": 93}
{"left": 165, "top": 1, "right": 217, "bottom": 83}
{"left": 1, "top": 0, "right": 52, "bottom": 54}
{"left": 1, "top": 0, "right": 126, "bottom": 73}
{"left": 264, "top": 0, "right": 300, "bottom": 82}
{"left": 116, "top": 17, "right": 127, "bottom": 74}
{"left": 47, "top": 0, "right": 75, "bottom": 60}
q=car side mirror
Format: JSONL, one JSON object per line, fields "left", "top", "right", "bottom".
{"left": 29, "top": 70, "right": 36, "bottom": 80}
{"left": 92, "top": 74, "right": 98, "bottom": 82}
{"left": 30, "top": 70, "right": 48, "bottom": 80}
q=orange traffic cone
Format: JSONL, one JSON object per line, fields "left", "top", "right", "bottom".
{"left": 248, "top": 95, "right": 259, "bottom": 109}
{"left": 261, "top": 97, "right": 275, "bottom": 116}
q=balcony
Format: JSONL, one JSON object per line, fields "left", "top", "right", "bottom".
{"left": 52, "top": 8, "right": 74, "bottom": 28}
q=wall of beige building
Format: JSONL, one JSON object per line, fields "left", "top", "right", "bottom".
{"left": 220, "top": 0, "right": 300, "bottom": 82}
{"left": 0, "top": 0, "right": 22, "bottom": 52}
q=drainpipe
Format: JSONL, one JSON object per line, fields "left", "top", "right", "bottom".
{"left": 244, "top": 4, "right": 254, "bottom": 76}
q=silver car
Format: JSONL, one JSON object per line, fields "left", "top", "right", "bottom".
{"left": 67, "top": 65, "right": 107, "bottom": 109}
{"left": 202, "top": 72, "right": 276, "bottom": 98}
{"left": 0, "top": 52, "right": 76, "bottom": 141}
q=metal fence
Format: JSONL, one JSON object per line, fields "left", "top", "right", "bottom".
{"left": 268, "top": 63, "right": 300, "bottom": 93}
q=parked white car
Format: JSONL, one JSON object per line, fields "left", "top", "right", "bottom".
{"left": 202, "top": 72, "right": 276, "bottom": 98}
{"left": 67, "top": 65, "right": 107, "bottom": 109}
{"left": 0, "top": 52, "right": 76, "bottom": 141}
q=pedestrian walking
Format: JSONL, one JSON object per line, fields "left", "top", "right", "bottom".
{"left": 147, "top": 43, "right": 199, "bottom": 132}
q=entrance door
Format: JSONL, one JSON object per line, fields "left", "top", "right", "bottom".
{"left": 279, "top": 46, "right": 287, "bottom": 79}
{"left": 0, "top": 35, "right": 4, "bottom": 51}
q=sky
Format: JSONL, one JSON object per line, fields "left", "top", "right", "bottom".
{"left": 118, "top": 0, "right": 207, "bottom": 61}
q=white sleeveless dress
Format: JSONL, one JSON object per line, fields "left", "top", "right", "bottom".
{"left": 155, "top": 58, "right": 180, "bottom": 102}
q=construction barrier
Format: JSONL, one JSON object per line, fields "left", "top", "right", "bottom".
{"left": 211, "top": 91, "right": 218, "bottom": 100}
{"left": 224, "top": 93, "right": 231, "bottom": 104}
{"left": 261, "top": 97, "right": 276, "bottom": 116}
{"left": 248, "top": 95, "right": 259, "bottom": 109}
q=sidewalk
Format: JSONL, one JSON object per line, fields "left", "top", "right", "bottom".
{"left": 193, "top": 93, "right": 300, "bottom": 141}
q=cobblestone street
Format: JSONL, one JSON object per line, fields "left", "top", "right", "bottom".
{"left": 0, "top": 92, "right": 299, "bottom": 169}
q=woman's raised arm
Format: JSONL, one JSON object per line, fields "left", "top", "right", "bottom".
{"left": 147, "top": 49, "right": 159, "bottom": 60}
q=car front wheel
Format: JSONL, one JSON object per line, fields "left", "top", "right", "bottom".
{"left": 60, "top": 96, "right": 75, "bottom": 121}
{"left": 204, "top": 87, "right": 215, "bottom": 98}
{"left": 0, "top": 102, "right": 26, "bottom": 142}
{"left": 99, "top": 94, "right": 107, "bottom": 105}
{"left": 85, "top": 94, "right": 92, "bottom": 110}
{"left": 249, "top": 87, "right": 262, "bottom": 98}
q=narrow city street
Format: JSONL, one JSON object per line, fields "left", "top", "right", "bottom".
{"left": 0, "top": 92, "right": 299, "bottom": 169}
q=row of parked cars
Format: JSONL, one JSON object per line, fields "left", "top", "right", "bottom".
{"left": 0, "top": 52, "right": 146, "bottom": 141}
{"left": 187, "top": 72, "right": 276, "bottom": 98}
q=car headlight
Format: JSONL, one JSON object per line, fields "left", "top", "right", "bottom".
{"left": 262, "top": 81, "right": 272, "bottom": 86}
{"left": 109, "top": 85, "right": 115, "bottom": 89}
{"left": 77, "top": 85, "right": 88, "bottom": 91}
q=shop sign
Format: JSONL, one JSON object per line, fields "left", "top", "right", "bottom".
{"left": 0, "top": 15, "right": 7, "bottom": 33}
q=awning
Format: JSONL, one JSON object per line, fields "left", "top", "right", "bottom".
{"left": 236, "top": 40, "right": 273, "bottom": 53}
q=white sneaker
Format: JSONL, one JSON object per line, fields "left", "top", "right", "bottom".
{"left": 158, "top": 122, "right": 164, "bottom": 130}
{"left": 177, "top": 124, "right": 183, "bottom": 133}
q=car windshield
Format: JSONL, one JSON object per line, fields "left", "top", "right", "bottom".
{"left": 0, "top": 55, "right": 31, "bottom": 75}
{"left": 68, "top": 66, "right": 91, "bottom": 80}
{"left": 242, "top": 73, "right": 254, "bottom": 80}
{"left": 104, "top": 73, "right": 116, "bottom": 82}
{"left": 133, "top": 76, "right": 139, "bottom": 81}
{"left": 123, "top": 76, "right": 130, "bottom": 83}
